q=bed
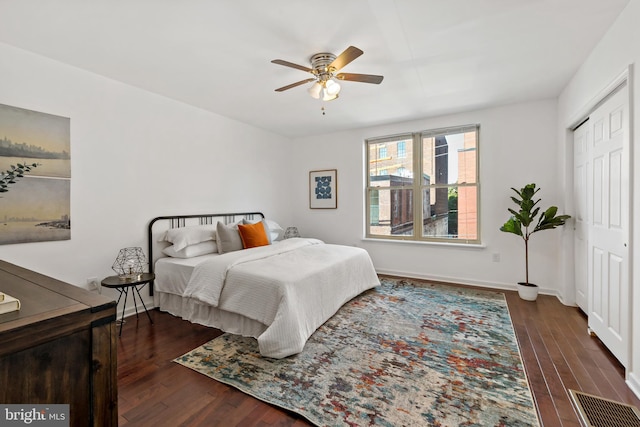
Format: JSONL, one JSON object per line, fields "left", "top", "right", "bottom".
{"left": 148, "top": 212, "right": 380, "bottom": 358}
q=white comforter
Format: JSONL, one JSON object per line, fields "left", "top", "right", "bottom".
{"left": 183, "top": 238, "right": 380, "bottom": 358}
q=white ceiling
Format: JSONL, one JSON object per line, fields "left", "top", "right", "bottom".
{"left": 0, "top": 0, "right": 630, "bottom": 138}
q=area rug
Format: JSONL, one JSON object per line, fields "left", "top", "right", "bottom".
{"left": 175, "top": 277, "right": 539, "bottom": 426}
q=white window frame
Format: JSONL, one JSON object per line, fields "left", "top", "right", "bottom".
{"left": 365, "top": 124, "right": 480, "bottom": 244}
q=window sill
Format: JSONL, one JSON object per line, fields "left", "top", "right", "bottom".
{"left": 362, "top": 237, "right": 486, "bottom": 249}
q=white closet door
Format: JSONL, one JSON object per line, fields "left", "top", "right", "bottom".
{"left": 573, "top": 122, "right": 589, "bottom": 313}
{"left": 587, "top": 86, "right": 630, "bottom": 368}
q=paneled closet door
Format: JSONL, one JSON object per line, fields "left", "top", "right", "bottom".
{"left": 587, "top": 86, "right": 630, "bottom": 368}
{"left": 573, "top": 122, "right": 589, "bottom": 313}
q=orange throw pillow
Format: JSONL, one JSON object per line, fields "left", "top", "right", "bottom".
{"left": 238, "top": 221, "right": 270, "bottom": 249}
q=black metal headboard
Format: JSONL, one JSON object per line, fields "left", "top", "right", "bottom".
{"left": 147, "top": 212, "right": 265, "bottom": 295}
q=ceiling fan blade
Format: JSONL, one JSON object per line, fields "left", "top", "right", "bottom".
{"left": 336, "top": 73, "right": 384, "bottom": 84}
{"left": 329, "top": 46, "right": 363, "bottom": 72}
{"left": 275, "top": 78, "right": 316, "bottom": 92}
{"left": 271, "top": 59, "right": 313, "bottom": 73}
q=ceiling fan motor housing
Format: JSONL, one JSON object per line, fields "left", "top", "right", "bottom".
{"left": 310, "top": 53, "right": 337, "bottom": 81}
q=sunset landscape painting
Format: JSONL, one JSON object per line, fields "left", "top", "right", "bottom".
{"left": 0, "top": 103, "right": 70, "bottom": 244}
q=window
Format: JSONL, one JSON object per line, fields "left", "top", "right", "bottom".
{"left": 366, "top": 125, "right": 479, "bottom": 243}
{"left": 397, "top": 141, "right": 406, "bottom": 158}
{"left": 396, "top": 166, "right": 409, "bottom": 177}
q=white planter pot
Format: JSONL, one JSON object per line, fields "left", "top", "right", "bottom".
{"left": 517, "top": 282, "right": 539, "bottom": 301}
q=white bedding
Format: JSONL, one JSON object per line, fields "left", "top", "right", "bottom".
{"left": 155, "top": 253, "right": 218, "bottom": 295}
{"left": 157, "top": 238, "right": 380, "bottom": 358}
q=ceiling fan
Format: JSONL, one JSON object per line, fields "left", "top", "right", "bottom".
{"left": 271, "top": 46, "right": 384, "bottom": 101}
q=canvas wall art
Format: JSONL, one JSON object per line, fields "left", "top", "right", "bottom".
{"left": 0, "top": 103, "right": 70, "bottom": 245}
{"left": 309, "top": 169, "right": 337, "bottom": 209}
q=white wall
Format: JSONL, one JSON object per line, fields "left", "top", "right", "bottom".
{"left": 291, "top": 99, "right": 566, "bottom": 294}
{"left": 556, "top": 0, "right": 640, "bottom": 399}
{"left": 0, "top": 42, "right": 293, "bottom": 310}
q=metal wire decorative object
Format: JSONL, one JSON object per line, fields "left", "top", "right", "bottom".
{"left": 284, "top": 227, "right": 300, "bottom": 239}
{"left": 112, "top": 247, "right": 147, "bottom": 281}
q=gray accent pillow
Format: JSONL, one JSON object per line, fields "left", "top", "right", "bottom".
{"left": 216, "top": 222, "right": 244, "bottom": 254}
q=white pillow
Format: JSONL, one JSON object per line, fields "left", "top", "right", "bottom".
{"left": 160, "top": 224, "right": 217, "bottom": 251}
{"left": 265, "top": 219, "right": 284, "bottom": 241}
{"left": 162, "top": 241, "right": 218, "bottom": 258}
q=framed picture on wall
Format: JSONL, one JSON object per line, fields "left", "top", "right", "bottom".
{"left": 309, "top": 169, "right": 337, "bottom": 209}
{"left": 0, "top": 103, "right": 71, "bottom": 245}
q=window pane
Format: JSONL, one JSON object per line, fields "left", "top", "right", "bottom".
{"left": 422, "top": 186, "right": 477, "bottom": 240}
{"left": 456, "top": 185, "right": 478, "bottom": 240}
{"left": 368, "top": 139, "right": 413, "bottom": 184}
{"left": 422, "top": 130, "right": 476, "bottom": 185}
{"left": 368, "top": 188, "right": 414, "bottom": 236}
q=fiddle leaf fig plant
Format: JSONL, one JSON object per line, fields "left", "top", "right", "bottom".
{"left": 500, "top": 183, "right": 571, "bottom": 286}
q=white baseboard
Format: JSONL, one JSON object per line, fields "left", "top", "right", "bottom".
{"left": 627, "top": 371, "right": 640, "bottom": 400}
{"left": 375, "top": 268, "right": 565, "bottom": 301}
{"left": 116, "top": 300, "right": 156, "bottom": 321}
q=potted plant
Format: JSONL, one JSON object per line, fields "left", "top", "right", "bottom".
{"left": 499, "top": 183, "right": 571, "bottom": 301}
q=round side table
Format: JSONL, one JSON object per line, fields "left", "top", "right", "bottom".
{"left": 101, "top": 272, "right": 155, "bottom": 336}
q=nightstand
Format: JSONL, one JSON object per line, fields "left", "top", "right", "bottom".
{"left": 101, "top": 272, "right": 155, "bottom": 336}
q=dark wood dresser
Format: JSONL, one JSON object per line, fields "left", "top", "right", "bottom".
{"left": 0, "top": 260, "right": 118, "bottom": 427}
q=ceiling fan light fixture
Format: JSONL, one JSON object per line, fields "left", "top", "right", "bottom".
{"left": 322, "top": 90, "right": 339, "bottom": 102}
{"left": 324, "top": 79, "right": 341, "bottom": 96}
{"left": 308, "top": 82, "right": 322, "bottom": 99}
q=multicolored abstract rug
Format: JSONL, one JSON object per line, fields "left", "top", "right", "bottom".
{"left": 175, "top": 277, "right": 539, "bottom": 426}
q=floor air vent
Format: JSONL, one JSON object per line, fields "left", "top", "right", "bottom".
{"left": 569, "top": 389, "right": 640, "bottom": 427}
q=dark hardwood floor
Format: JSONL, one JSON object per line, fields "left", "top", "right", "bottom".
{"left": 117, "top": 283, "right": 640, "bottom": 426}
